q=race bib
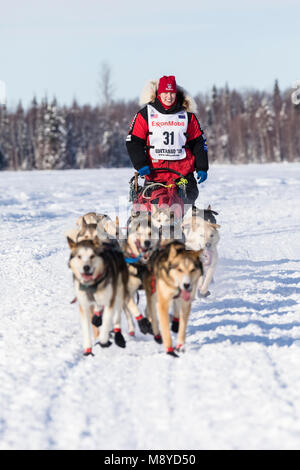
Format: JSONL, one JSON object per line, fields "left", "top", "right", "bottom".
{"left": 147, "top": 105, "right": 188, "bottom": 161}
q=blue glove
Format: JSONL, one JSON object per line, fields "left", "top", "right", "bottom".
{"left": 138, "top": 165, "right": 151, "bottom": 176}
{"left": 197, "top": 171, "right": 207, "bottom": 184}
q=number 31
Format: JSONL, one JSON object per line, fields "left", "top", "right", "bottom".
{"left": 163, "top": 131, "right": 174, "bottom": 145}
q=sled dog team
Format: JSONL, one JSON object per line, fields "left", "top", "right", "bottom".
{"left": 66, "top": 206, "right": 220, "bottom": 358}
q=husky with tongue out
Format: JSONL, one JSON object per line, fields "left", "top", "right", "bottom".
{"left": 119, "top": 210, "right": 160, "bottom": 337}
{"left": 67, "top": 238, "right": 129, "bottom": 356}
{"left": 144, "top": 241, "right": 203, "bottom": 356}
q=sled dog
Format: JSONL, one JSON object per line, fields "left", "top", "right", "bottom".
{"left": 67, "top": 237, "right": 129, "bottom": 356}
{"left": 76, "top": 212, "right": 118, "bottom": 242}
{"left": 122, "top": 210, "right": 159, "bottom": 262}
{"left": 64, "top": 212, "right": 117, "bottom": 245}
{"left": 150, "top": 204, "right": 184, "bottom": 244}
{"left": 120, "top": 211, "right": 159, "bottom": 336}
{"left": 76, "top": 217, "right": 98, "bottom": 242}
{"left": 183, "top": 206, "right": 220, "bottom": 297}
{"left": 144, "top": 241, "right": 202, "bottom": 356}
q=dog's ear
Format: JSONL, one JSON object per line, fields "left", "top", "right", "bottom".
{"left": 192, "top": 211, "right": 198, "bottom": 231}
{"left": 151, "top": 204, "right": 158, "bottom": 215}
{"left": 114, "top": 216, "right": 119, "bottom": 238}
{"left": 81, "top": 216, "right": 87, "bottom": 228}
{"left": 210, "top": 223, "right": 221, "bottom": 230}
{"left": 132, "top": 210, "right": 140, "bottom": 218}
{"left": 168, "top": 243, "right": 178, "bottom": 260}
{"left": 207, "top": 204, "right": 211, "bottom": 211}
{"left": 92, "top": 236, "right": 101, "bottom": 246}
{"left": 191, "top": 249, "right": 203, "bottom": 259}
{"left": 76, "top": 216, "right": 83, "bottom": 227}
{"left": 147, "top": 212, "right": 152, "bottom": 227}
{"left": 67, "top": 236, "right": 76, "bottom": 250}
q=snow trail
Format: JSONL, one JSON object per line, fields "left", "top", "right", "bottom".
{"left": 0, "top": 163, "right": 300, "bottom": 449}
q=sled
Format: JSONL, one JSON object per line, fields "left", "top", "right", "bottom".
{"left": 129, "top": 168, "right": 188, "bottom": 213}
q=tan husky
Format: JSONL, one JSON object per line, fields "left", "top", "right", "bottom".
{"left": 144, "top": 241, "right": 202, "bottom": 356}
{"left": 67, "top": 238, "right": 129, "bottom": 356}
{"left": 77, "top": 212, "right": 118, "bottom": 242}
{"left": 64, "top": 212, "right": 117, "bottom": 245}
{"left": 76, "top": 217, "right": 98, "bottom": 242}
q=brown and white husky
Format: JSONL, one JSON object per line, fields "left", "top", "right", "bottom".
{"left": 67, "top": 237, "right": 129, "bottom": 356}
{"left": 144, "top": 241, "right": 202, "bottom": 356}
{"left": 120, "top": 211, "right": 160, "bottom": 336}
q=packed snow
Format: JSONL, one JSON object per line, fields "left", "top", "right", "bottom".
{"left": 0, "top": 163, "right": 300, "bottom": 450}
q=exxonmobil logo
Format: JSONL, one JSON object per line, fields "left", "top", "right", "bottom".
{"left": 152, "top": 120, "right": 185, "bottom": 127}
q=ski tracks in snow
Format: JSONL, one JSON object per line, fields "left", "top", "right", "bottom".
{"left": 1, "top": 165, "right": 300, "bottom": 449}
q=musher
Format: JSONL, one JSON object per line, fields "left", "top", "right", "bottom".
{"left": 126, "top": 75, "right": 208, "bottom": 207}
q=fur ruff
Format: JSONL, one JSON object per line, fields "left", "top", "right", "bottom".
{"left": 139, "top": 79, "right": 197, "bottom": 114}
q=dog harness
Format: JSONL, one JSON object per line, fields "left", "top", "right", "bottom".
{"left": 150, "top": 272, "right": 181, "bottom": 299}
{"left": 124, "top": 254, "right": 142, "bottom": 264}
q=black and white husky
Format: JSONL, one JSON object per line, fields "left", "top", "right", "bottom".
{"left": 67, "top": 237, "right": 129, "bottom": 356}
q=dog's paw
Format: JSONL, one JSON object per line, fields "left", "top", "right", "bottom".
{"left": 203, "top": 290, "right": 211, "bottom": 298}
{"left": 175, "top": 344, "right": 185, "bottom": 353}
{"left": 147, "top": 324, "right": 154, "bottom": 336}
{"left": 137, "top": 317, "right": 153, "bottom": 335}
{"left": 197, "top": 290, "right": 211, "bottom": 299}
{"left": 91, "top": 314, "right": 102, "bottom": 327}
{"left": 171, "top": 318, "right": 179, "bottom": 333}
{"left": 114, "top": 331, "right": 126, "bottom": 348}
{"left": 154, "top": 334, "right": 162, "bottom": 344}
{"left": 83, "top": 348, "right": 94, "bottom": 357}
{"left": 166, "top": 348, "right": 179, "bottom": 358}
{"left": 97, "top": 340, "right": 112, "bottom": 348}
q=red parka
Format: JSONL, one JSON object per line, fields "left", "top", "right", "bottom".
{"left": 126, "top": 83, "right": 208, "bottom": 184}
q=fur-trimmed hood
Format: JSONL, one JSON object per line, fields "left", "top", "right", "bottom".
{"left": 139, "top": 79, "right": 197, "bottom": 114}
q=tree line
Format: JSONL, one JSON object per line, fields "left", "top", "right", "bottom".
{"left": 0, "top": 80, "right": 299, "bottom": 170}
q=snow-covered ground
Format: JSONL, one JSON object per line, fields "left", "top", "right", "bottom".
{"left": 1, "top": 163, "right": 300, "bottom": 450}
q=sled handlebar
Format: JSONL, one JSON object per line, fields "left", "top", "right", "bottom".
{"left": 130, "top": 167, "right": 186, "bottom": 184}
{"left": 149, "top": 167, "right": 186, "bottom": 179}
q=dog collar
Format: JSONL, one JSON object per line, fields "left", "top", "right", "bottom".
{"left": 124, "top": 254, "right": 142, "bottom": 264}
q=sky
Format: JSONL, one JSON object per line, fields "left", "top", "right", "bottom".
{"left": 0, "top": 0, "right": 299, "bottom": 109}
